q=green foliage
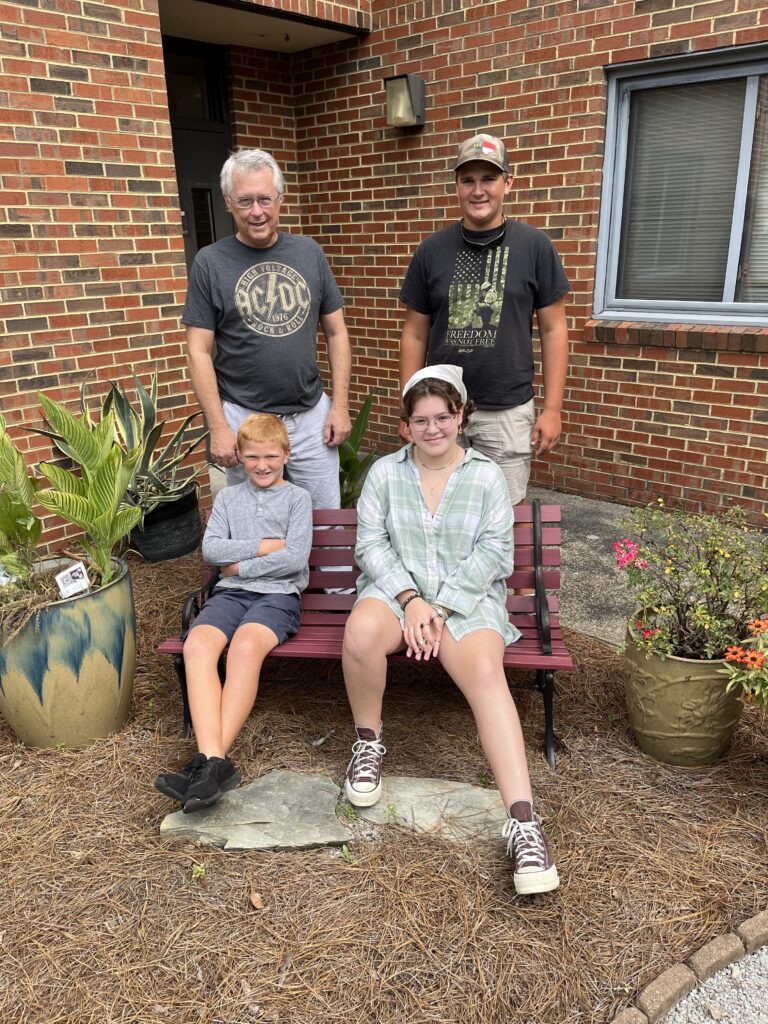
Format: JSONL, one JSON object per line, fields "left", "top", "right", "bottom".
{"left": 101, "top": 373, "right": 208, "bottom": 516}
{"left": 18, "top": 392, "right": 144, "bottom": 586}
{"left": 339, "top": 395, "right": 376, "bottom": 508}
{"left": 615, "top": 501, "right": 768, "bottom": 661}
{"left": 0, "top": 413, "right": 42, "bottom": 580}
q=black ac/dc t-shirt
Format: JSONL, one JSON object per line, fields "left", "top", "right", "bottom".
{"left": 400, "top": 220, "right": 569, "bottom": 410}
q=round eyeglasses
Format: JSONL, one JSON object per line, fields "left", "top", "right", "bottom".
{"left": 407, "top": 413, "right": 457, "bottom": 431}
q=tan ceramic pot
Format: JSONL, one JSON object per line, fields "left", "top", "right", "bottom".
{"left": 623, "top": 633, "right": 742, "bottom": 767}
{"left": 0, "top": 560, "right": 135, "bottom": 749}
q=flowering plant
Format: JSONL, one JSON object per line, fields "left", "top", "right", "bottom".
{"left": 723, "top": 616, "right": 768, "bottom": 708}
{"left": 614, "top": 501, "right": 768, "bottom": 661}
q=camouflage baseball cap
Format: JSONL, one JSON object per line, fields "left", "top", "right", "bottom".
{"left": 454, "top": 133, "right": 509, "bottom": 174}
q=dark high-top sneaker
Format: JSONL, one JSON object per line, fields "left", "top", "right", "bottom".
{"left": 344, "top": 726, "right": 386, "bottom": 807}
{"left": 502, "top": 799, "right": 559, "bottom": 895}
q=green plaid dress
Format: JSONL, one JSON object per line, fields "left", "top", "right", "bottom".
{"left": 355, "top": 445, "right": 521, "bottom": 645}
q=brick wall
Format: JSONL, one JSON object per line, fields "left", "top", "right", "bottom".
{"left": 0, "top": 0, "right": 192, "bottom": 546}
{"left": 279, "top": 0, "right": 768, "bottom": 519}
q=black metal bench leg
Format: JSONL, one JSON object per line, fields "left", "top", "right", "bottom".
{"left": 539, "top": 668, "right": 557, "bottom": 768}
{"left": 174, "top": 653, "right": 192, "bottom": 738}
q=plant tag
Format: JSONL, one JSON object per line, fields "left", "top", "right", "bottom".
{"left": 55, "top": 561, "right": 90, "bottom": 599}
{"left": 0, "top": 564, "right": 15, "bottom": 587}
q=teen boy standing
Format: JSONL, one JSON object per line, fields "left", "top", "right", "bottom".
{"left": 399, "top": 133, "right": 569, "bottom": 506}
{"left": 154, "top": 413, "right": 312, "bottom": 812}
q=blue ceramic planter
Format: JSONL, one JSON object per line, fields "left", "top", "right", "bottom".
{"left": 0, "top": 559, "right": 135, "bottom": 749}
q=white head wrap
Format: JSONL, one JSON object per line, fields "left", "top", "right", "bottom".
{"left": 402, "top": 364, "right": 467, "bottom": 403}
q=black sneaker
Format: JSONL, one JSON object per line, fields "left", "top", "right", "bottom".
{"left": 154, "top": 753, "right": 208, "bottom": 802}
{"left": 182, "top": 756, "right": 241, "bottom": 814}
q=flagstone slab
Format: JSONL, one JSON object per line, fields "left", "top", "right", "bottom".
{"left": 160, "top": 770, "right": 505, "bottom": 850}
{"left": 354, "top": 776, "right": 506, "bottom": 840}
{"left": 160, "top": 769, "right": 352, "bottom": 851}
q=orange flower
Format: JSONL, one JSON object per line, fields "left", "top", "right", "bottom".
{"left": 725, "top": 646, "right": 745, "bottom": 662}
{"left": 747, "top": 617, "right": 768, "bottom": 636}
{"left": 741, "top": 650, "right": 765, "bottom": 670}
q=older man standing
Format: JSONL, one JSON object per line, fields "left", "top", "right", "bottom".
{"left": 399, "top": 133, "right": 569, "bottom": 506}
{"left": 183, "top": 148, "right": 351, "bottom": 508}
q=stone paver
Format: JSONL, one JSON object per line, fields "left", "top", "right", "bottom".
{"left": 354, "top": 776, "right": 506, "bottom": 840}
{"left": 611, "top": 1009, "right": 648, "bottom": 1024}
{"left": 737, "top": 910, "right": 768, "bottom": 954}
{"left": 636, "top": 964, "right": 696, "bottom": 1023}
{"left": 160, "top": 769, "right": 352, "bottom": 851}
{"left": 687, "top": 932, "right": 744, "bottom": 982}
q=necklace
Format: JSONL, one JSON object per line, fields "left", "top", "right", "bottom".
{"left": 416, "top": 454, "right": 455, "bottom": 471}
{"left": 460, "top": 216, "right": 506, "bottom": 249}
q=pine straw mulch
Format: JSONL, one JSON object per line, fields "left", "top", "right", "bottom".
{"left": 1, "top": 552, "right": 767, "bottom": 1024}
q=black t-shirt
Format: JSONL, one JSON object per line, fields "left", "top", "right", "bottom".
{"left": 400, "top": 220, "right": 569, "bottom": 409}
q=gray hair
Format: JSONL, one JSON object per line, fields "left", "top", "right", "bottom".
{"left": 220, "top": 148, "right": 285, "bottom": 198}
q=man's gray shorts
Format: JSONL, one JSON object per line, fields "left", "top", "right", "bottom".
{"left": 188, "top": 587, "right": 301, "bottom": 645}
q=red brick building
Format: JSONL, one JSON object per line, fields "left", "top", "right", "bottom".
{"left": 2, "top": 0, "right": 766, "bottom": 538}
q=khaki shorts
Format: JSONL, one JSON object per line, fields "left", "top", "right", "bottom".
{"left": 461, "top": 399, "right": 535, "bottom": 505}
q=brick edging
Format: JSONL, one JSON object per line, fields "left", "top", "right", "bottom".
{"left": 610, "top": 909, "right": 768, "bottom": 1024}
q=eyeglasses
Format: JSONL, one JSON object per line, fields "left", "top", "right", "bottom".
{"left": 407, "top": 413, "right": 457, "bottom": 430}
{"left": 231, "top": 194, "right": 282, "bottom": 210}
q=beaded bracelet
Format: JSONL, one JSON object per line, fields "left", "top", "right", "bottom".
{"left": 399, "top": 592, "right": 421, "bottom": 610}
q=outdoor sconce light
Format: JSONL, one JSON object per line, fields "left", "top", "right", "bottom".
{"left": 384, "top": 74, "right": 426, "bottom": 128}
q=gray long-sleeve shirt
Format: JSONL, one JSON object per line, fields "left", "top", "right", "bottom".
{"left": 202, "top": 479, "right": 312, "bottom": 595}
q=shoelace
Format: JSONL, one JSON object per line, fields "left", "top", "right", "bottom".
{"left": 501, "top": 816, "right": 547, "bottom": 870}
{"left": 347, "top": 738, "right": 386, "bottom": 784}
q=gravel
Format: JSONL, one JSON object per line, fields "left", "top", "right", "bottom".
{"left": 660, "top": 947, "right": 768, "bottom": 1023}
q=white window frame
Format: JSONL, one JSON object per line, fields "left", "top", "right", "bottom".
{"left": 594, "top": 45, "right": 768, "bottom": 327}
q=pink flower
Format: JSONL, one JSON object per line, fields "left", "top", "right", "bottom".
{"left": 614, "top": 538, "right": 643, "bottom": 570}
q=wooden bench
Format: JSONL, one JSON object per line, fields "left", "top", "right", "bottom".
{"left": 156, "top": 499, "right": 573, "bottom": 766}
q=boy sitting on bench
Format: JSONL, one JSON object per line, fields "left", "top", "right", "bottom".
{"left": 154, "top": 413, "right": 312, "bottom": 812}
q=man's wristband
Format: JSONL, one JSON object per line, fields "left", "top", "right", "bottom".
{"left": 399, "top": 592, "right": 420, "bottom": 610}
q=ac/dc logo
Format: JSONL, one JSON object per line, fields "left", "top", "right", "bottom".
{"left": 234, "top": 262, "right": 311, "bottom": 337}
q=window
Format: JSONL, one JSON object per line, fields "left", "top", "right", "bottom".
{"left": 594, "top": 46, "right": 768, "bottom": 325}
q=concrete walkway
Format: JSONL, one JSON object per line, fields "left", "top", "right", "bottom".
{"left": 528, "top": 485, "right": 634, "bottom": 648}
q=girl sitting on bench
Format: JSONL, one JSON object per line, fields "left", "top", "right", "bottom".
{"left": 340, "top": 365, "right": 559, "bottom": 895}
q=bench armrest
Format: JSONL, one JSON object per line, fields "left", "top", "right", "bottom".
{"left": 532, "top": 498, "right": 552, "bottom": 655}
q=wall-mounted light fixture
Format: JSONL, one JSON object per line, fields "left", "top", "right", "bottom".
{"left": 384, "top": 74, "right": 426, "bottom": 128}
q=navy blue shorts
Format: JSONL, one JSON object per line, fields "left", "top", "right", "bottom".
{"left": 188, "top": 587, "right": 301, "bottom": 645}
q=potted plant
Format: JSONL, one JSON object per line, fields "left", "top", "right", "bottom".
{"left": 614, "top": 500, "right": 768, "bottom": 766}
{"left": 99, "top": 373, "right": 207, "bottom": 561}
{"left": 0, "top": 396, "right": 143, "bottom": 749}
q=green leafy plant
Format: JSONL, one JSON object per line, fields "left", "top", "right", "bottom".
{"left": 722, "top": 615, "right": 768, "bottom": 708}
{"left": 615, "top": 501, "right": 768, "bottom": 661}
{"left": 32, "top": 393, "right": 142, "bottom": 584}
{"left": 1, "top": 393, "right": 144, "bottom": 643}
{"left": 0, "top": 412, "right": 42, "bottom": 581}
{"left": 101, "top": 373, "right": 208, "bottom": 517}
{"left": 339, "top": 395, "right": 376, "bottom": 509}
